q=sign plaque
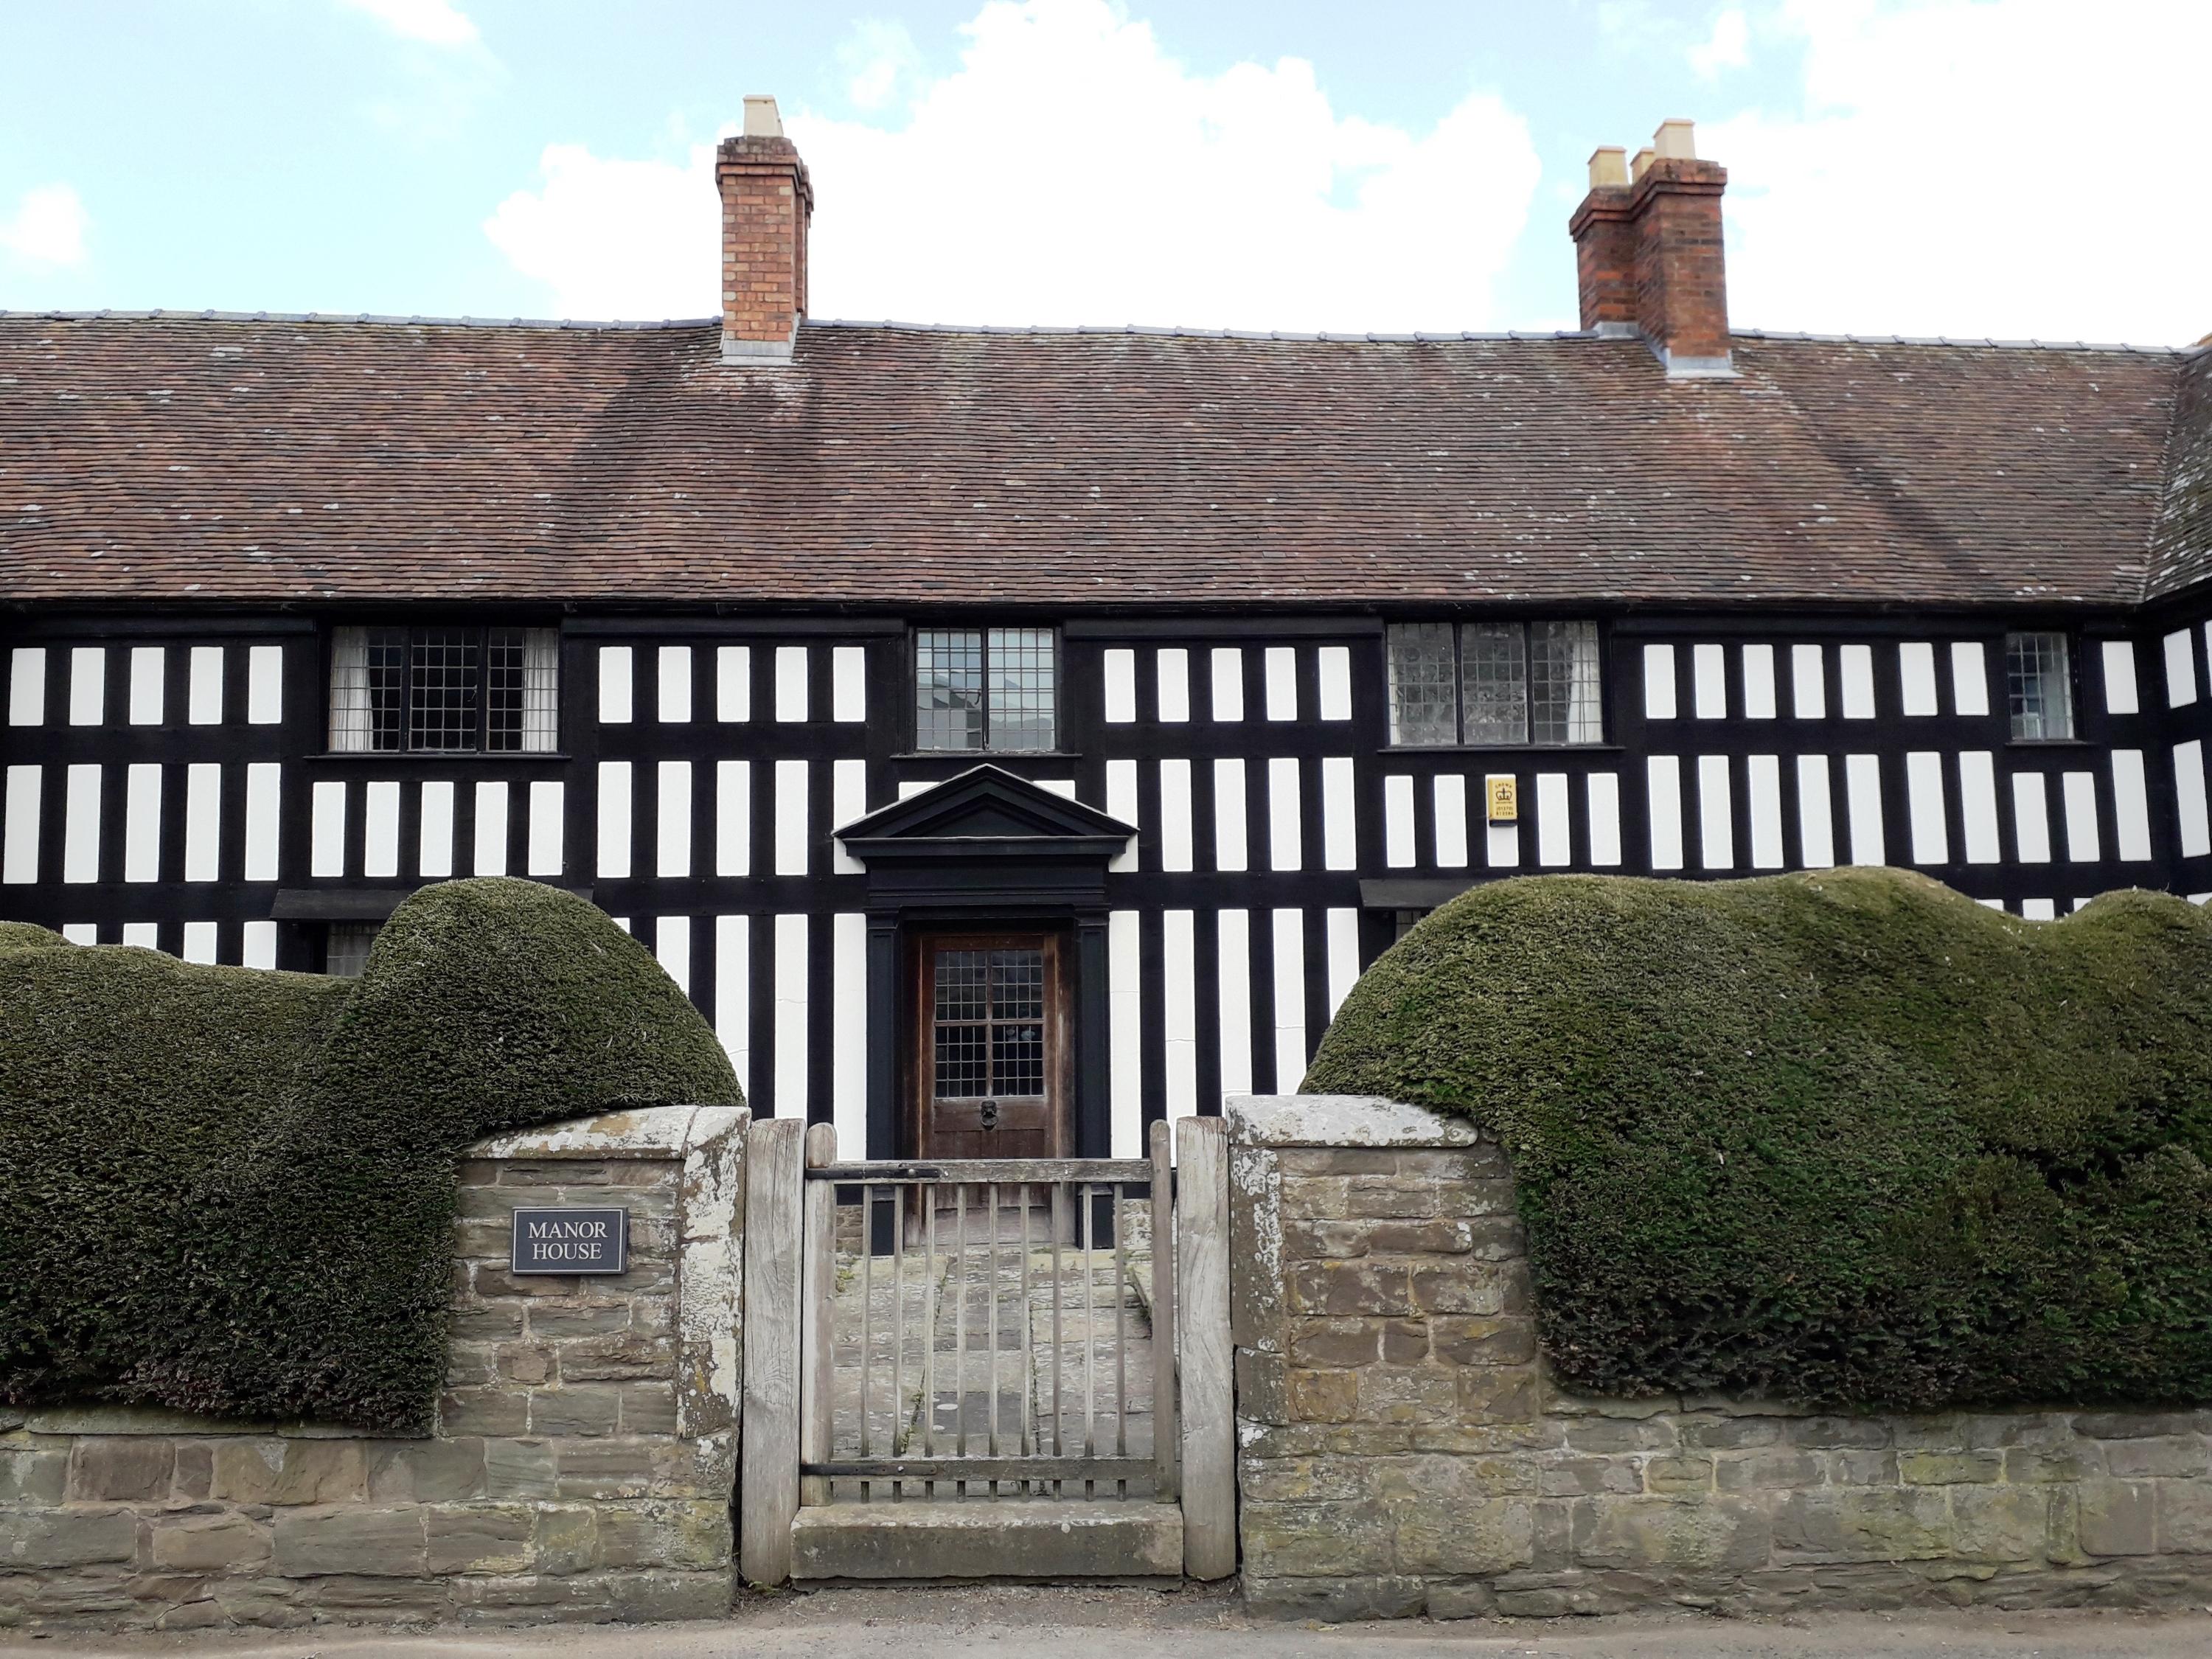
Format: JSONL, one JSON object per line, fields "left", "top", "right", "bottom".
{"left": 1486, "top": 776, "right": 1519, "bottom": 823}
{"left": 510, "top": 1207, "right": 629, "bottom": 1276}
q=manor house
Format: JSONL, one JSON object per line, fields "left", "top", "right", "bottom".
{"left": 4, "top": 104, "right": 2208, "bottom": 1161}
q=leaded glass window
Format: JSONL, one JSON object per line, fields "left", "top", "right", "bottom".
{"left": 933, "top": 947, "right": 1046, "bottom": 1099}
{"left": 1385, "top": 622, "right": 1456, "bottom": 746}
{"left": 2006, "top": 632, "right": 2073, "bottom": 741}
{"left": 914, "top": 627, "right": 1057, "bottom": 751}
{"left": 1531, "top": 620, "right": 1604, "bottom": 744}
{"left": 330, "top": 625, "right": 559, "bottom": 753}
{"left": 1385, "top": 620, "right": 1604, "bottom": 746}
{"left": 325, "top": 922, "right": 380, "bottom": 978}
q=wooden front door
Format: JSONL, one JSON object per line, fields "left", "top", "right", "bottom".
{"left": 913, "top": 931, "right": 1068, "bottom": 1159}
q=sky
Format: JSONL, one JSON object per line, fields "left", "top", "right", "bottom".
{"left": 1, "top": 0, "right": 2206, "bottom": 344}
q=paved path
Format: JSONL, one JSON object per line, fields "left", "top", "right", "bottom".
{"left": 11, "top": 1583, "right": 2212, "bottom": 1659}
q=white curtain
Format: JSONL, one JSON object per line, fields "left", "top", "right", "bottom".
{"left": 328, "top": 627, "right": 371, "bottom": 751}
{"left": 1565, "top": 620, "right": 1604, "bottom": 744}
{"left": 522, "top": 627, "right": 560, "bottom": 752}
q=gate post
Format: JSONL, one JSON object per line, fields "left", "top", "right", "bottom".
{"left": 1176, "top": 1114, "right": 1235, "bottom": 1580}
{"left": 740, "top": 1116, "right": 805, "bottom": 1587}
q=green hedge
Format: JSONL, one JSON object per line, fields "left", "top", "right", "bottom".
{"left": 1301, "top": 869, "right": 2212, "bottom": 1410}
{"left": 0, "top": 879, "right": 740, "bottom": 1432}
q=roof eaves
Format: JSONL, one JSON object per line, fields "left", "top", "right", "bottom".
{"left": 0, "top": 308, "right": 720, "bottom": 333}
{"left": 796, "top": 317, "right": 1604, "bottom": 344}
{"left": 1732, "top": 327, "right": 2183, "bottom": 355}
{"left": 0, "top": 310, "right": 2188, "bottom": 354}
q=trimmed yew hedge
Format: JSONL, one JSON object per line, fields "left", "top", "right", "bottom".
{"left": 1301, "top": 868, "right": 2212, "bottom": 1410}
{"left": 0, "top": 879, "right": 740, "bottom": 1433}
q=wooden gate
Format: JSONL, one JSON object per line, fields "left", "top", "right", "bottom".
{"left": 737, "top": 1116, "right": 1234, "bottom": 1585}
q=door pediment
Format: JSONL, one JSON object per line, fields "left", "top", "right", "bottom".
{"left": 838, "top": 765, "right": 1133, "bottom": 861}
{"left": 838, "top": 765, "right": 1135, "bottom": 916}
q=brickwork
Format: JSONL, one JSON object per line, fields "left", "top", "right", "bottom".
{"left": 1630, "top": 157, "right": 1731, "bottom": 366}
{"left": 716, "top": 135, "right": 813, "bottom": 358}
{"left": 1568, "top": 145, "right": 1730, "bottom": 372}
{"left": 1228, "top": 1095, "right": 2212, "bottom": 1621}
{"left": 1567, "top": 187, "right": 1637, "bottom": 330}
{"left": 0, "top": 1106, "right": 745, "bottom": 1632}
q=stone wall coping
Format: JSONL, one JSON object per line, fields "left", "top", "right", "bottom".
{"left": 469, "top": 1103, "right": 745, "bottom": 1161}
{"left": 1225, "top": 1093, "right": 1480, "bottom": 1149}
{"left": 0, "top": 1403, "right": 379, "bottom": 1439}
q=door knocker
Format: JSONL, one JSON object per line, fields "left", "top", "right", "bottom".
{"left": 978, "top": 1099, "right": 1000, "bottom": 1130}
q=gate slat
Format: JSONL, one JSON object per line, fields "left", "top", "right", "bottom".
{"left": 799, "top": 1122, "right": 839, "bottom": 1506}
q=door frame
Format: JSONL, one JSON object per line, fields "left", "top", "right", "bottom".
{"left": 842, "top": 765, "right": 1135, "bottom": 1163}
{"left": 905, "top": 927, "right": 1074, "bottom": 1160}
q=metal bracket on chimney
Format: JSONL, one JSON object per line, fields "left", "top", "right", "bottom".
{"left": 1635, "top": 327, "right": 1737, "bottom": 380}
{"left": 1662, "top": 351, "right": 1738, "bottom": 380}
{"left": 722, "top": 328, "right": 798, "bottom": 367}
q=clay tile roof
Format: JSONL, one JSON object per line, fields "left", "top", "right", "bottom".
{"left": 0, "top": 310, "right": 2197, "bottom": 611}
{"left": 2151, "top": 347, "right": 2212, "bottom": 600}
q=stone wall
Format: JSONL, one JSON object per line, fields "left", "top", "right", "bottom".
{"left": 1227, "top": 1093, "right": 2212, "bottom": 1621}
{"left": 0, "top": 1105, "right": 745, "bottom": 1632}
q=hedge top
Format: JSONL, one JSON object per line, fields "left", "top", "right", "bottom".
{"left": 0, "top": 878, "right": 740, "bottom": 1431}
{"left": 1301, "top": 868, "right": 2212, "bottom": 1411}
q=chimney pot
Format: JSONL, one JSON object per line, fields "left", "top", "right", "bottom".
{"left": 1587, "top": 147, "right": 1629, "bottom": 190}
{"left": 1652, "top": 119, "right": 1697, "bottom": 161}
{"left": 743, "top": 94, "right": 785, "bottom": 138}
{"left": 1631, "top": 147, "right": 1657, "bottom": 182}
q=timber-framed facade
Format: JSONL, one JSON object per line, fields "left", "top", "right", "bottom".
{"left": 5, "top": 108, "right": 2211, "bottom": 1160}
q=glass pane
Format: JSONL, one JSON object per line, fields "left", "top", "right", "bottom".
{"left": 365, "top": 627, "right": 407, "bottom": 752}
{"left": 521, "top": 628, "right": 560, "bottom": 752}
{"left": 916, "top": 630, "right": 985, "bottom": 751}
{"left": 987, "top": 627, "right": 1056, "bottom": 751}
{"left": 1461, "top": 622, "right": 1529, "bottom": 745}
{"left": 1531, "top": 620, "right": 1603, "bottom": 745}
{"left": 2007, "top": 632, "right": 2073, "bottom": 740}
{"left": 484, "top": 628, "right": 526, "bottom": 752}
{"left": 329, "top": 627, "right": 373, "bottom": 752}
{"left": 933, "top": 946, "right": 1047, "bottom": 1099}
{"left": 933, "top": 949, "right": 990, "bottom": 1097}
{"left": 1385, "top": 623, "right": 1456, "bottom": 746}
{"left": 326, "top": 922, "right": 380, "bottom": 978}
{"left": 408, "top": 630, "right": 480, "bottom": 751}
{"left": 989, "top": 948, "right": 1046, "bottom": 1096}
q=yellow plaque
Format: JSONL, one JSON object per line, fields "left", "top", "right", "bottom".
{"left": 1486, "top": 776, "right": 1518, "bottom": 823}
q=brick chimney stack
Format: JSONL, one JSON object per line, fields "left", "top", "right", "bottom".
{"left": 1569, "top": 119, "right": 1733, "bottom": 379}
{"left": 716, "top": 95, "right": 813, "bottom": 365}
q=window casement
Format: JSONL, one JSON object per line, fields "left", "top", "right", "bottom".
{"left": 932, "top": 945, "right": 1048, "bottom": 1099}
{"left": 1385, "top": 620, "right": 1603, "bottom": 747}
{"left": 914, "top": 627, "right": 1057, "bottom": 752}
{"left": 2006, "top": 631, "right": 2075, "bottom": 741}
{"left": 325, "top": 922, "right": 380, "bottom": 978}
{"left": 329, "top": 626, "right": 559, "bottom": 754}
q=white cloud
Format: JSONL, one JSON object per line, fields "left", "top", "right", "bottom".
{"left": 1688, "top": 10, "right": 1750, "bottom": 77}
{"left": 1, "top": 184, "right": 89, "bottom": 266}
{"left": 484, "top": 145, "right": 720, "bottom": 320}
{"left": 338, "top": 0, "right": 478, "bottom": 46}
{"left": 482, "top": 0, "right": 1540, "bottom": 332}
{"left": 1707, "top": 0, "right": 2212, "bottom": 344}
{"left": 838, "top": 19, "right": 925, "bottom": 112}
